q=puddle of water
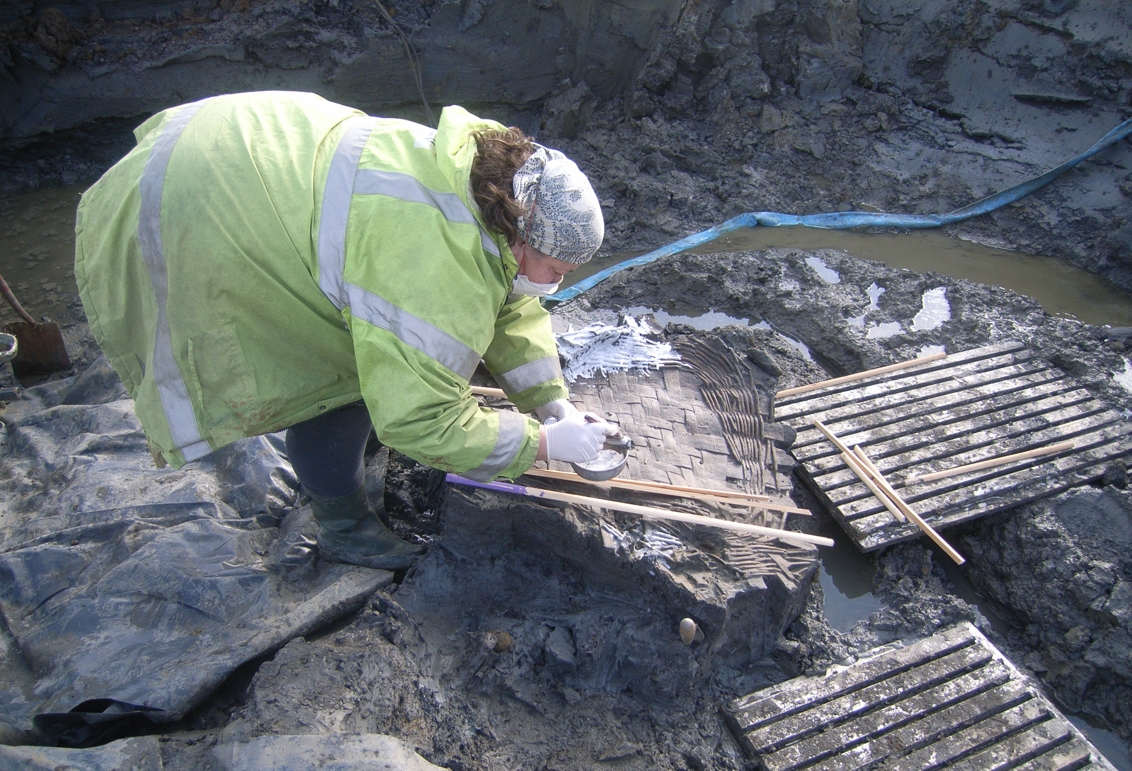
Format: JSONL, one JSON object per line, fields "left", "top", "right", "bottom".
{"left": 1114, "top": 358, "right": 1132, "bottom": 393}
{"left": 911, "top": 287, "right": 950, "bottom": 331}
{"left": 696, "top": 227, "right": 1132, "bottom": 327}
{"left": 753, "top": 320, "right": 814, "bottom": 361}
{"left": 622, "top": 303, "right": 819, "bottom": 362}
{"left": 1066, "top": 715, "right": 1132, "bottom": 771}
{"left": 568, "top": 227, "right": 1132, "bottom": 327}
{"left": 935, "top": 554, "right": 1013, "bottom": 640}
{"left": 804, "top": 255, "right": 840, "bottom": 284}
{"left": 848, "top": 283, "right": 886, "bottom": 327}
{"left": 818, "top": 536, "right": 883, "bottom": 632}
{"left": 623, "top": 305, "right": 751, "bottom": 332}
{"left": 0, "top": 186, "right": 84, "bottom": 324}
{"left": 866, "top": 321, "right": 903, "bottom": 339}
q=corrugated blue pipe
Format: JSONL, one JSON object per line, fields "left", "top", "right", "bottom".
{"left": 547, "top": 116, "right": 1132, "bottom": 303}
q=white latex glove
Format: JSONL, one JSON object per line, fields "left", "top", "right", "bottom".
{"left": 535, "top": 398, "right": 579, "bottom": 423}
{"left": 543, "top": 412, "right": 617, "bottom": 464}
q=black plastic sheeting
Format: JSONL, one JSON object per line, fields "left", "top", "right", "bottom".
{"left": 0, "top": 733, "right": 447, "bottom": 770}
{"left": 0, "top": 356, "right": 390, "bottom": 746}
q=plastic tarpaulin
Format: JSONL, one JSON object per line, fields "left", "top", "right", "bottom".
{"left": 0, "top": 356, "right": 389, "bottom": 746}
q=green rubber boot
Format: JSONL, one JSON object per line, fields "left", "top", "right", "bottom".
{"left": 308, "top": 484, "right": 424, "bottom": 570}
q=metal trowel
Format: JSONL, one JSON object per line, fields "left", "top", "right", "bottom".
{"left": 0, "top": 272, "right": 70, "bottom": 378}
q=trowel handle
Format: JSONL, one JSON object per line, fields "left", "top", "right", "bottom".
{"left": 583, "top": 413, "right": 630, "bottom": 449}
{"left": 583, "top": 412, "right": 617, "bottom": 434}
{"left": 547, "top": 413, "right": 627, "bottom": 445}
{"left": 0, "top": 272, "right": 38, "bottom": 326}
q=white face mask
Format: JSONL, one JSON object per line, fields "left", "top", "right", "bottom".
{"left": 510, "top": 273, "right": 561, "bottom": 297}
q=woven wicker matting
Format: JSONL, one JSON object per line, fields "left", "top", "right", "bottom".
{"left": 478, "top": 337, "right": 816, "bottom": 583}
{"left": 775, "top": 341, "right": 1132, "bottom": 553}
{"left": 562, "top": 337, "right": 793, "bottom": 500}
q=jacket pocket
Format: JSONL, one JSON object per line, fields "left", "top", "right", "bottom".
{"left": 185, "top": 321, "right": 259, "bottom": 446}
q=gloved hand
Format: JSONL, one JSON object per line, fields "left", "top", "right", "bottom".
{"left": 543, "top": 412, "right": 617, "bottom": 464}
{"left": 535, "top": 398, "right": 579, "bottom": 423}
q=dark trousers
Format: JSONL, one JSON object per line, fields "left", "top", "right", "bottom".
{"left": 284, "top": 401, "right": 374, "bottom": 498}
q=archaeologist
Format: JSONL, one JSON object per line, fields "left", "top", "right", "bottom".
{"left": 74, "top": 90, "right": 615, "bottom": 570}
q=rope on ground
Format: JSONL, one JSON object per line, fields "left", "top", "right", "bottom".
{"left": 548, "top": 116, "right": 1132, "bottom": 303}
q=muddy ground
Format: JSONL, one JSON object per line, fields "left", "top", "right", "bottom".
{"left": 14, "top": 248, "right": 1132, "bottom": 771}
{"left": 1, "top": 0, "right": 1131, "bottom": 768}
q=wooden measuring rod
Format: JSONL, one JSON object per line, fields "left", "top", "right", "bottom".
{"left": 447, "top": 474, "right": 834, "bottom": 548}
{"left": 906, "top": 441, "right": 1075, "bottom": 484}
{"left": 523, "top": 467, "right": 808, "bottom": 515}
{"left": 812, "top": 421, "right": 964, "bottom": 564}
{"left": 776, "top": 352, "right": 947, "bottom": 399}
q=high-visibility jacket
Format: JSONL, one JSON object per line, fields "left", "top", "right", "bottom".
{"left": 75, "top": 91, "right": 566, "bottom": 480}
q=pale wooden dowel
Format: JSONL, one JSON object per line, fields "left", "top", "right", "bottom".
{"left": 522, "top": 467, "right": 809, "bottom": 515}
{"left": 850, "top": 445, "right": 906, "bottom": 522}
{"left": 776, "top": 352, "right": 947, "bottom": 399}
{"left": 471, "top": 385, "right": 508, "bottom": 398}
{"left": 841, "top": 451, "right": 908, "bottom": 525}
{"left": 523, "top": 467, "right": 772, "bottom": 502}
{"left": 906, "top": 441, "right": 1076, "bottom": 484}
{"left": 530, "top": 488, "right": 834, "bottom": 547}
{"left": 813, "top": 421, "right": 965, "bottom": 564}
{"left": 449, "top": 475, "right": 834, "bottom": 548}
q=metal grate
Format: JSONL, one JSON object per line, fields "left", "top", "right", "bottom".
{"left": 775, "top": 341, "right": 1132, "bottom": 552}
{"left": 723, "top": 623, "right": 1117, "bottom": 770}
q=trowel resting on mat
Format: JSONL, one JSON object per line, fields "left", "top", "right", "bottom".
{"left": 0, "top": 271, "right": 70, "bottom": 378}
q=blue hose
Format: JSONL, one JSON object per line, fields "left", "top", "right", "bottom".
{"left": 547, "top": 116, "right": 1132, "bottom": 303}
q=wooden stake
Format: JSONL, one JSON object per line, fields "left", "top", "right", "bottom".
{"left": 813, "top": 421, "right": 964, "bottom": 564}
{"left": 841, "top": 452, "right": 907, "bottom": 525}
{"left": 842, "top": 446, "right": 910, "bottom": 523}
{"left": 522, "top": 467, "right": 809, "bottom": 515}
{"left": 776, "top": 352, "right": 947, "bottom": 399}
{"left": 471, "top": 385, "right": 508, "bottom": 398}
{"left": 524, "top": 467, "right": 771, "bottom": 501}
{"left": 851, "top": 446, "right": 901, "bottom": 523}
{"left": 447, "top": 474, "right": 834, "bottom": 548}
{"left": 906, "top": 441, "right": 1076, "bottom": 484}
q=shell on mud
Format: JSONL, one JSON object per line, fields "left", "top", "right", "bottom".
{"left": 483, "top": 630, "right": 513, "bottom": 653}
{"left": 679, "top": 618, "right": 704, "bottom": 646}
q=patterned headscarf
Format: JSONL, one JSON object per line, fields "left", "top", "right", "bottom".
{"left": 513, "top": 146, "right": 604, "bottom": 264}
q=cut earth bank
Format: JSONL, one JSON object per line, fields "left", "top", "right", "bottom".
{"left": 0, "top": 0, "right": 1130, "bottom": 768}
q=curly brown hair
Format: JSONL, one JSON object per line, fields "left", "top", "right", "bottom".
{"left": 470, "top": 127, "right": 535, "bottom": 246}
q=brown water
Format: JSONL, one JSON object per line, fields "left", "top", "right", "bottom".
{"left": 5, "top": 186, "right": 1131, "bottom": 329}
{"left": 572, "top": 228, "right": 1132, "bottom": 328}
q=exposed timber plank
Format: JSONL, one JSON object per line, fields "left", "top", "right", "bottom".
{"left": 722, "top": 623, "right": 1117, "bottom": 771}
{"left": 776, "top": 342, "right": 1132, "bottom": 553}
{"left": 775, "top": 340, "right": 1029, "bottom": 417}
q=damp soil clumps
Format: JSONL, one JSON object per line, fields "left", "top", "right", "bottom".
{"left": 4, "top": 247, "right": 1129, "bottom": 770}
{"left": 572, "top": 246, "right": 1132, "bottom": 754}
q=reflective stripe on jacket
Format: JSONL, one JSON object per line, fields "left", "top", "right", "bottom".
{"left": 75, "top": 92, "right": 566, "bottom": 480}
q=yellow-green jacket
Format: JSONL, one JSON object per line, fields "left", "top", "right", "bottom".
{"left": 75, "top": 91, "right": 565, "bottom": 480}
